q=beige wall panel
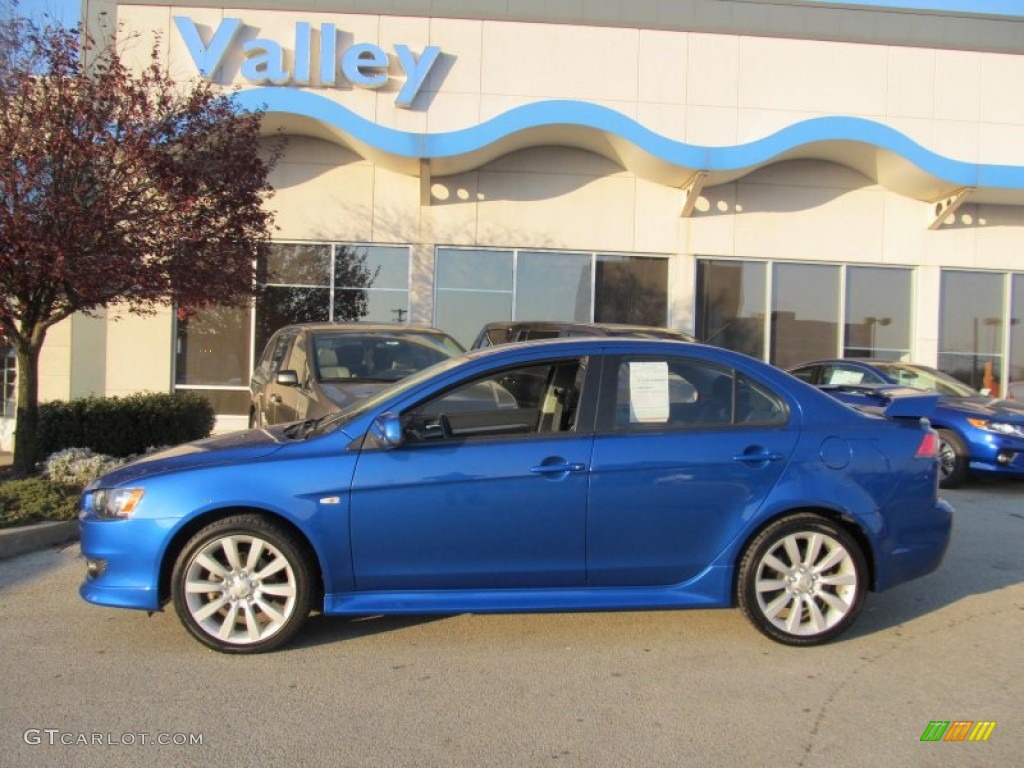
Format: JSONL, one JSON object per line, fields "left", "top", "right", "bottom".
{"left": 482, "top": 147, "right": 626, "bottom": 177}
{"left": 974, "top": 206, "right": 1024, "bottom": 270}
{"left": 912, "top": 265, "right": 941, "bottom": 364}
{"left": 933, "top": 50, "right": 981, "bottom": 122}
{"left": 931, "top": 121, "right": 979, "bottom": 164}
{"left": 634, "top": 179, "right": 683, "bottom": 255}
{"left": 885, "top": 116, "right": 934, "bottom": 157}
{"left": 425, "top": 91, "right": 482, "bottom": 133}
{"left": 474, "top": 171, "right": 636, "bottom": 252}
{"left": 426, "top": 19, "right": 483, "bottom": 95}
{"left": 733, "top": 179, "right": 885, "bottom": 262}
{"left": 116, "top": 5, "right": 171, "bottom": 72}
{"left": 479, "top": 94, "right": 638, "bottom": 124}
{"left": 38, "top": 319, "right": 72, "bottom": 403}
{"left": 881, "top": 193, "right": 928, "bottom": 266}
{"left": 684, "top": 105, "right": 739, "bottom": 147}
{"left": 738, "top": 37, "right": 887, "bottom": 116}
{"left": 683, "top": 183, "right": 738, "bottom": 257}
{"left": 981, "top": 53, "right": 1024, "bottom": 124}
{"left": 639, "top": 30, "right": 688, "bottom": 105}
{"left": 886, "top": 47, "right": 935, "bottom": 120}
{"left": 426, "top": 172, "right": 481, "bottom": 245}
{"left": 480, "top": 22, "right": 639, "bottom": 101}
{"left": 637, "top": 103, "right": 689, "bottom": 144}
{"left": 104, "top": 307, "right": 173, "bottom": 396}
{"left": 687, "top": 34, "right": 739, "bottom": 109}
{"left": 737, "top": 108, "right": 833, "bottom": 145}
{"left": 70, "top": 313, "right": 108, "bottom": 399}
{"left": 371, "top": 167, "right": 422, "bottom": 244}
{"left": 374, "top": 98, "right": 428, "bottom": 132}
{"left": 922, "top": 224, "right": 978, "bottom": 268}
{"left": 979, "top": 122, "right": 1024, "bottom": 166}
{"left": 268, "top": 139, "right": 375, "bottom": 241}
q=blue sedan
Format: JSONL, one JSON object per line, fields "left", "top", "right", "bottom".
{"left": 788, "top": 358, "right": 1024, "bottom": 488}
{"left": 80, "top": 339, "right": 952, "bottom": 653}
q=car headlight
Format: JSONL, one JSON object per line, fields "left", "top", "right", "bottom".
{"left": 967, "top": 418, "right": 1024, "bottom": 438}
{"left": 89, "top": 488, "right": 145, "bottom": 519}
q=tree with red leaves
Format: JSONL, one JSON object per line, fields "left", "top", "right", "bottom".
{"left": 0, "top": 15, "right": 280, "bottom": 474}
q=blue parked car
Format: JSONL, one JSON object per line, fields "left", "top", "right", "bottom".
{"left": 788, "top": 358, "right": 1024, "bottom": 489}
{"left": 80, "top": 339, "right": 952, "bottom": 653}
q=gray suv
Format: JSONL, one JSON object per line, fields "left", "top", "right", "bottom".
{"left": 471, "top": 321, "right": 695, "bottom": 349}
{"left": 250, "top": 323, "right": 464, "bottom": 427}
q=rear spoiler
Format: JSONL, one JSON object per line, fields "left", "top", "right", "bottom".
{"left": 819, "top": 384, "right": 938, "bottom": 420}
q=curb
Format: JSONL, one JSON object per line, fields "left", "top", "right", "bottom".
{"left": 0, "top": 520, "right": 79, "bottom": 560}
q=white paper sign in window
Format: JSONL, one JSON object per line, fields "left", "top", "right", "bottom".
{"left": 629, "top": 361, "right": 670, "bottom": 423}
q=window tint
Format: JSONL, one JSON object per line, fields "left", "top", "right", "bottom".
{"left": 262, "top": 334, "right": 294, "bottom": 374}
{"left": 788, "top": 365, "right": 818, "bottom": 384}
{"left": 403, "top": 360, "right": 585, "bottom": 442}
{"left": 609, "top": 356, "right": 786, "bottom": 430}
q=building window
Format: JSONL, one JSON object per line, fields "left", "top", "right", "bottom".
{"left": 843, "top": 266, "right": 912, "bottom": 360}
{"left": 696, "top": 259, "right": 913, "bottom": 368}
{"left": 435, "top": 248, "right": 670, "bottom": 348}
{"left": 594, "top": 254, "right": 668, "bottom": 327}
{"left": 1, "top": 344, "right": 14, "bottom": 419}
{"left": 435, "top": 249, "right": 514, "bottom": 348}
{"left": 696, "top": 259, "right": 766, "bottom": 360}
{"left": 516, "top": 250, "right": 591, "bottom": 322}
{"left": 1010, "top": 275, "right": 1024, "bottom": 400}
{"left": 939, "top": 270, "right": 1005, "bottom": 394}
{"left": 770, "top": 263, "right": 841, "bottom": 370}
{"left": 175, "top": 242, "right": 410, "bottom": 418}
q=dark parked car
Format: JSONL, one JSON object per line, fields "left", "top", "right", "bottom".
{"left": 81, "top": 338, "right": 951, "bottom": 653}
{"left": 788, "top": 358, "right": 1024, "bottom": 488}
{"left": 249, "top": 323, "right": 464, "bottom": 427}
{"left": 471, "top": 320, "right": 695, "bottom": 349}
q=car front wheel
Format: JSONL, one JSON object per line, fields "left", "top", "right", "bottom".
{"left": 171, "top": 515, "right": 314, "bottom": 653}
{"left": 738, "top": 514, "right": 867, "bottom": 646}
{"left": 936, "top": 429, "right": 968, "bottom": 489}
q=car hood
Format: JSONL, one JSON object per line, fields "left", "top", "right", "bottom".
{"left": 939, "top": 395, "right": 1024, "bottom": 422}
{"left": 320, "top": 381, "right": 393, "bottom": 409}
{"left": 86, "top": 428, "right": 289, "bottom": 488}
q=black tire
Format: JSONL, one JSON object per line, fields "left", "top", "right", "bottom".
{"left": 171, "top": 515, "right": 314, "bottom": 653}
{"left": 738, "top": 514, "right": 867, "bottom": 646}
{"left": 936, "top": 429, "right": 968, "bottom": 489}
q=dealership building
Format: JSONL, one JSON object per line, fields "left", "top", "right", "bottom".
{"left": 4, "top": 0, "right": 1024, "bottom": 444}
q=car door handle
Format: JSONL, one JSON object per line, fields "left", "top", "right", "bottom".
{"left": 732, "top": 451, "right": 783, "bottom": 463}
{"left": 530, "top": 462, "right": 587, "bottom": 474}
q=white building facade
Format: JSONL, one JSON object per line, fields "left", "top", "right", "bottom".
{"left": 5, "top": 0, "right": 1024, "bottom": 443}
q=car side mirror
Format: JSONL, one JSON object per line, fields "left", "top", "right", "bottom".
{"left": 276, "top": 370, "right": 299, "bottom": 387}
{"left": 369, "top": 412, "right": 404, "bottom": 449}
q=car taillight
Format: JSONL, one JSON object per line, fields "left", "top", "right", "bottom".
{"left": 916, "top": 431, "right": 939, "bottom": 459}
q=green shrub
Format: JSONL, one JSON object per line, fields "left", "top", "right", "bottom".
{"left": 0, "top": 477, "right": 81, "bottom": 528}
{"left": 37, "top": 392, "right": 215, "bottom": 459}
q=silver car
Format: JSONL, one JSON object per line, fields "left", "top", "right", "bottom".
{"left": 249, "top": 323, "right": 464, "bottom": 427}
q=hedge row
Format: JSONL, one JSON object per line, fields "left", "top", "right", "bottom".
{"left": 36, "top": 392, "right": 215, "bottom": 459}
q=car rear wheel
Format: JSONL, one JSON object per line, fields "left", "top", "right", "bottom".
{"left": 936, "top": 429, "right": 968, "bottom": 489}
{"left": 171, "top": 515, "right": 313, "bottom": 653}
{"left": 738, "top": 514, "right": 867, "bottom": 646}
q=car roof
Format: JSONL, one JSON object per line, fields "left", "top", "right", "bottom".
{"left": 275, "top": 322, "right": 453, "bottom": 335}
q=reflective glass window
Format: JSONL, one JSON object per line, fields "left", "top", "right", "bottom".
{"left": 435, "top": 249, "right": 514, "bottom": 348}
{"left": 844, "top": 267, "right": 912, "bottom": 360}
{"left": 174, "top": 305, "right": 251, "bottom": 388}
{"left": 515, "top": 251, "right": 592, "bottom": 322}
{"left": 770, "top": 263, "right": 840, "bottom": 369}
{"left": 594, "top": 255, "right": 668, "bottom": 326}
{"left": 1010, "top": 275, "right": 1024, "bottom": 401}
{"left": 696, "top": 259, "right": 767, "bottom": 360}
{"left": 939, "top": 271, "right": 1005, "bottom": 394}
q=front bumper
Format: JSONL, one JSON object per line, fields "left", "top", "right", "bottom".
{"left": 78, "top": 516, "right": 171, "bottom": 612}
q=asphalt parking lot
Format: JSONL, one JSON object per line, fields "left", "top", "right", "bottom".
{"left": 0, "top": 484, "right": 1020, "bottom": 767}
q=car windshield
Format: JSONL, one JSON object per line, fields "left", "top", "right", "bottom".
{"left": 874, "top": 363, "right": 979, "bottom": 397}
{"left": 308, "top": 354, "right": 468, "bottom": 438}
{"left": 312, "top": 332, "right": 462, "bottom": 383}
